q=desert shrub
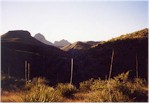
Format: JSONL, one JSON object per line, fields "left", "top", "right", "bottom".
{"left": 84, "top": 71, "right": 148, "bottom": 102}
{"left": 110, "top": 71, "right": 148, "bottom": 102}
{"left": 86, "top": 89, "right": 130, "bottom": 102}
{"left": 56, "top": 83, "right": 77, "bottom": 98}
{"left": 24, "top": 77, "right": 48, "bottom": 90}
{"left": 110, "top": 71, "right": 130, "bottom": 93}
{"left": 22, "top": 77, "right": 60, "bottom": 102}
{"left": 86, "top": 72, "right": 131, "bottom": 102}
{"left": 125, "top": 78, "right": 148, "bottom": 102}
{"left": 113, "top": 71, "right": 129, "bottom": 83}
{"left": 32, "top": 77, "right": 48, "bottom": 85}
{"left": 1, "top": 75, "right": 25, "bottom": 90}
{"left": 90, "top": 78, "right": 107, "bottom": 91}
{"left": 79, "top": 78, "right": 94, "bottom": 92}
{"left": 133, "top": 78, "right": 147, "bottom": 89}
{"left": 22, "top": 84, "right": 59, "bottom": 102}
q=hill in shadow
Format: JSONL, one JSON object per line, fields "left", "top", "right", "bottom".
{"left": 1, "top": 28, "right": 148, "bottom": 86}
{"left": 1, "top": 30, "right": 72, "bottom": 85}
{"left": 72, "top": 28, "right": 148, "bottom": 85}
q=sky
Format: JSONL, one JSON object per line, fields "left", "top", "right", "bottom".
{"left": 0, "top": 0, "right": 149, "bottom": 43}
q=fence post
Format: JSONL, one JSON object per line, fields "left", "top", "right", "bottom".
{"left": 25, "top": 61, "right": 27, "bottom": 84}
{"left": 70, "top": 58, "right": 73, "bottom": 85}
{"left": 108, "top": 49, "right": 115, "bottom": 102}
{"left": 28, "top": 63, "right": 30, "bottom": 82}
{"left": 136, "top": 53, "right": 138, "bottom": 78}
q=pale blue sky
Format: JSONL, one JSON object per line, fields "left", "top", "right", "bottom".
{"left": 1, "top": 0, "right": 148, "bottom": 43}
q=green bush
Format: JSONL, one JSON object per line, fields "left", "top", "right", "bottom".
{"left": 56, "top": 83, "right": 77, "bottom": 98}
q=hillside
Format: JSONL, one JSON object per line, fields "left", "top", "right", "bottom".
{"left": 85, "top": 41, "right": 100, "bottom": 46}
{"left": 92, "top": 28, "right": 148, "bottom": 48}
{"left": 109, "top": 28, "right": 148, "bottom": 41}
{"left": 1, "top": 28, "right": 148, "bottom": 86}
{"left": 72, "top": 28, "right": 148, "bottom": 85}
{"left": 61, "top": 41, "right": 102, "bottom": 57}
{"left": 1, "top": 30, "right": 71, "bottom": 85}
{"left": 61, "top": 41, "right": 91, "bottom": 51}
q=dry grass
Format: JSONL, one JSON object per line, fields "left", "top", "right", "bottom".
{"left": 1, "top": 91, "right": 89, "bottom": 102}
{"left": 1, "top": 91, "right": 23, "bottom": 102}
{"left": 1, "top": 72, "right": 148, "bottom": 102}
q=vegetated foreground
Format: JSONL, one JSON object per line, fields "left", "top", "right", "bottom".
{"left": 1, "top": 71, "right": 148, "bottom": 102}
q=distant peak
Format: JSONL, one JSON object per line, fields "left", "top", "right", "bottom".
{"left": 55, "top": 39, "right": 69, "bottom": 42}
{"left": 61, "top": 41, "right": 92, "bottom": 51}
{"left": 54, "top": 39, "right": 70, "bottom": 47}
{"left": 34, "top": 33, "right": 45, "bottom": 40}
{"left": 34, "top": 33, "right": 53, "bottom": 46}
{"left": 35, "top": 33, "right": 43, "bottom": 36}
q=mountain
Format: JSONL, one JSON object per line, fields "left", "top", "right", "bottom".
{"left": 34, "top": 34, "right": 70, "bottom": 48}
{"left": 61, "top": 41, "right": 102, "bottom": 57}
{"left": 34, "top": 33, "right": 53, "bottom": 46}
{"left": 85, "top": 41, "right": 101, "bottom": 46}
{"left": 54, "top": 39, "right": 70, "bottom": 48}
{"left": 72, "top": 28, "right": 148, "bottom": 85}
{"left": 1, "top": 30, "right": 71, "bottom": 85}
{"left": 1, "top": 28, "right": 148, "bottom": 86}
{"left": 61, "top": 41, "right": 92, "bottom": 52}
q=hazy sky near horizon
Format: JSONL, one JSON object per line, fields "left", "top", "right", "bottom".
{"left": 1, "top": 0, "right": 148, "bottom": 43}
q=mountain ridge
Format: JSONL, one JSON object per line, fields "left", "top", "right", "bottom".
{"left": 33, "top": 33, "right": 71, "bottom": 48}
{"left": 1, "top": 30, "right": 71, "bottom": 85}
{"left": 1, "top": 28, "right": 148, "bottom": 86}
{"left": 34, "top": 33, "right": 53, "bottom": 46}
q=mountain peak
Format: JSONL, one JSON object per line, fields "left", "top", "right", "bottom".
{"left": 34, "top": 33, "right": 53, "bottom": 46}
{"left": 1, "top": 30, "right": 31, "bottom": 39}
{"left": 54, "top": 39, "right": 70, "bottom": 48}
{"left": 61, "top": 41, "right": 91, "bottom": 51}
{"left": 34, "top": 33, "right": 46, "bottom": 41}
